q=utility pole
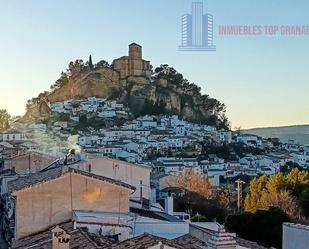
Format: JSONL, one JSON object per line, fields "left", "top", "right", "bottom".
{"left": 235, "top": 178, "right": 245, "bottom": 211}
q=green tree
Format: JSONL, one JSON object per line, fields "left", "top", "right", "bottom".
{"left": 50, "top": 72, "right": 69, "bottom": 91}
{"left": 244, "top": 175, "right": 268, "bottom": 212}
{"left": 174, "top": 191, "right": 226, "bottom": 223}
{"left": 153, "top": 64, "right": 230, "bottom": 129}
{"left": 88, "top": 54, "right": 94, "bottom": 70}
{"left": 266, "top": 172, "right": 287, "bottom": 194}
{"left": 263, "top": 173, "right": 300, "bottom": 218}
{"left": 141, "top": 99, "right": 168, "bottom": 116}
{"left": 0, "top": 109, "right": 11, "bottom": 131}
{"left": 299, "top": 187, "right": 309, "bottom": 217}
{"left": 67, "top": 59, "right": 85, "bottom": 76}
{"left": 79, "top": 114, "right": 87, "bottom": 124}
{"left": 226, "top": 207, "right": 290, "bottom": 248}
{"left": 154, "top": 64, "right": 184, "bottom": 85}
{"left": 244, "top": 170, "right": 308, "bottom": 220}
{"left": 95, "top": 60, "right": 110, "bottom": 69}
{"left": 286, "top": 168, "right": 309, "bottom": 196}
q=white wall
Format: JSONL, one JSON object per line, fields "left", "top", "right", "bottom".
{"left": 131, "top": 216, "right": 189, "bottom": 239}
{"left": 283, "top": 223, "right": 309, "bottom": 249}
{"left": 73, "top": 157, "right": 151, "bottom": 201}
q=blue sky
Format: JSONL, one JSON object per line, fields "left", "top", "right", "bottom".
{"left": 0, "top": 0, "right": 308, "bottom": 128}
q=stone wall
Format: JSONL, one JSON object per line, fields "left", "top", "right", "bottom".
{"left": 113, "top": 57, "right": 130, "bottom": 79}
{"left": 112, "top": 43, "right": 151, "bottom": 79}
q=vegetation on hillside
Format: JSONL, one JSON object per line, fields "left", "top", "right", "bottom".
{"left": 170, "top": 169, "right": 230, "bottom": 223}
{"left": 71, "top": 114, "right": 107, "bottom": 134}
{"left": 226, "top": 207, "right": 290, "bottom": 248}
{"left": 0, "top": 109, "right": 11, "bottom": 131}
{"left": 201, "top": 143, "right": 264, "bottom": 161}
{"left": 26, "top": 58, "right": 112, "bottom": 112}
{"left": 24, "top": 60, "right": 230, "bottom": 130}
{"left": 244, "top": 168, "right": 309, "bottom": 220}
{"left": 140, "top": 99, "right": 168, "bottom": 116}
{"left": 224, "top": 168, "right": 309, "bottom": 248}
{"left": 172, "top": 167, "right": 309, "bottom": 247}
{"left": 153, "top": 64, "right": 230, "bottom": 129}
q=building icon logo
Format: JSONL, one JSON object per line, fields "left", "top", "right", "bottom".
{"left": 179, "top": 1, "right": 216, "bottom": 51}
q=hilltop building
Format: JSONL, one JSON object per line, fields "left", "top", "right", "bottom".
{"left": 112, "top": 43, "right": 151, "bottom": 79}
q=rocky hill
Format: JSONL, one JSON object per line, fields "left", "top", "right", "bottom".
{"left": 22, "top": 44, "right": 229, "bottom": 129}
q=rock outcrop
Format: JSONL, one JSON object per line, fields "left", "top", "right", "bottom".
{"left": 23, "top": 44, "right": 229, "bottom": 129}
{"left": 47, "top": 67, "right": 121, "bottom": 102}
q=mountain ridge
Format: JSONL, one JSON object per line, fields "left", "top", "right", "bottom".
{"left": 244, "top": 124, "right": 309, "bottom": 130}
{"left": 243, "top": 124, "right": 309, "bottom": 145}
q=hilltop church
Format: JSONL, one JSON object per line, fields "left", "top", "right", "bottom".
{"left": 112, "top": 43, "right": 151, "bottom": 79}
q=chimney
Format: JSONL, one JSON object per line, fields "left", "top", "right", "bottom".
{"left": 165, "top": 190, "right": 174, "bottom": 215}
{"left": 52, "top": 226, "right": 71, "bottom": 249}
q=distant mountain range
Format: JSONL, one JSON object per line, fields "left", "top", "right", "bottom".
{"left": 243, "top": 125, "right": 309, "bottom": 145}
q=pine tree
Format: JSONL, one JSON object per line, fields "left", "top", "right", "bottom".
{"left": 300, "top": 187, "right": 309, "bottom": 217}
{"left": 0, "top": 109, "right": 11, "bottom": 131}
{"left": 244, "top": 175, "right": 268, "bottom": 212}
{"left": 89, "top": 54, "right": 94, "bottom": 70}
{"left": 244, "top": 170, "right": 308, "bottom": 219}
{"left": 287, "top": 168, "right": 309, "bottom": 196}
{"left": 266, "top": 172, "right": 287, "bottom": 194}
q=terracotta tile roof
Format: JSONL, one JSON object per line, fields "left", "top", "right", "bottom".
{"left": 236, "top": 237, "right": 268, "bottom": 249}
{"left": 8, "top": 166, "right": 136, "bottom": 194}
{"left": 12, "top": 222, "right": 113, "bottom": 249}
{"left": 7, "top": 151, "right": 56, "bottom": 161}
{"left": 174, "top": 234, "right": 206, "bottom": 249}
{"left": 175, "top": 224, "right": 267, "bottom": 249}
{"left": 8, "top": 166, "right": 63, "bottom": 194}
{"left": 11, "top": 221, "right": 267, "bottom": 249}
{"left": 12, "top": 222, "right": 184, "bottom": 249}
